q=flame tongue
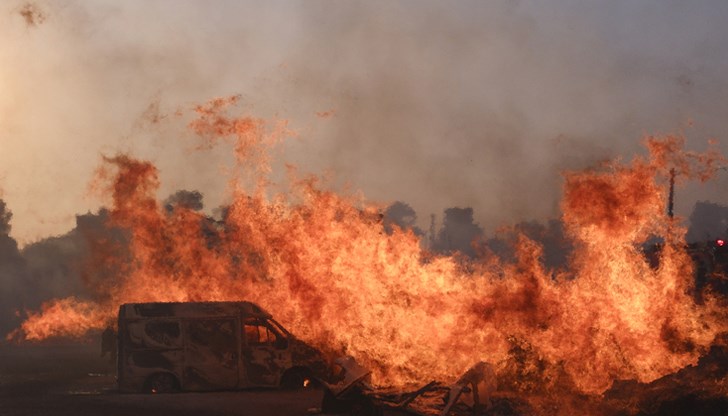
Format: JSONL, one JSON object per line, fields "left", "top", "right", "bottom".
{"left": 11, "top": 99, "right": 728, "bottom": 395}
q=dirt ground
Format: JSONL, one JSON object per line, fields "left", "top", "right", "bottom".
{"left": 5, "top": 342, "right": 727, "bottom": 416}
{"left": 0, "top": 343, "right": 333, "bottom": 416}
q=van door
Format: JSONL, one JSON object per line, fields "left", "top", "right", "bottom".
{"left": 242, "top": 317, "right": 291, "bottom": 386}
{"left": 184, "top": 318, "right": 238, "bottom": 390}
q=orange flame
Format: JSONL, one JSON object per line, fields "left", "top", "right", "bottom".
{"left": 11, "top": 98, "right": 728, "bottom": 396}
{"left": 9, "top": 297, "right": 106, "bottom": 341}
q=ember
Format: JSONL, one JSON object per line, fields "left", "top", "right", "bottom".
{"left": 9, "top": 98, "right": 728, "bottom": 414}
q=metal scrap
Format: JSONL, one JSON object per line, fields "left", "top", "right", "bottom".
{"left": 319, "top": 359, "right": 497, "bottom": 416}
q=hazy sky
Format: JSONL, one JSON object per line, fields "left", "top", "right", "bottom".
{"left": 1, "top": 0, "right": 728, "bottom": 245}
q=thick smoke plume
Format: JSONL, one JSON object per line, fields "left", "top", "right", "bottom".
{"left": 2, "top": 1, "right": 728, "bottom": 243}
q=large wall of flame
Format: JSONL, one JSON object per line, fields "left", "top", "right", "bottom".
{"left": 11, "top": 101, "right": 727, "bottom": 395}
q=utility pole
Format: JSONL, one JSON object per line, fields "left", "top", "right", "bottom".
{"left": 429, "top": 214, "right": 436, "bottom": 249}
{"left": 668, "top": 168, "right": 675, "bottom": 219}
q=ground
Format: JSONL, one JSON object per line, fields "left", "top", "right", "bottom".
{"left": 0, "top": 343, "right": 327, "bottom": 416}
{"left": 4, "top": 342, "right": 727, "bottom": 416}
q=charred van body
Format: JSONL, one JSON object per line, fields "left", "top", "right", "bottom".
{"left": 117, "top": 301, "right": 327, "bottom": 393}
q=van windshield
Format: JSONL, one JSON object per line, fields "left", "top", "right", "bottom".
{"left": 267, "top": 319, "right": 290, "bottom": 336}
{"left": 243, "top": 317, "right": 288, "bottom": 347}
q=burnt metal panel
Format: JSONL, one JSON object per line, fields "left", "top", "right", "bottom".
{"left": 242, "top": 317, "right": 291, "bottom": 386}
{"left": 118, "top": 301, "right": 330, "bottom": 393}
{"left": 289, "top": 338, "right": 329, "bottom": 378}
{"left": 183, "top": 318, "right": 238, "bottom": 390}
{"left": 130, "top": 350, "right": 179, "bottom": 370}
{"left": 133, "top": 303, "right": 175, "bottom": 317}
{"left": 120, "top": 301, "right": 272, "bottom": 320}
{"left": 125, "top": 320, "right": 182, "bottom": 349}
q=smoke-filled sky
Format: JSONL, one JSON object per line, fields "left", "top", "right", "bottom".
{"left": 1, "top": 0, "right": 727, "bottom": 245}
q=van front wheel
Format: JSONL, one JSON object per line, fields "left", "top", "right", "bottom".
{"left": 145, "top": 373, "right": 178, "bottom": 394}
{"left": 280, "top": 368, "right": 311, "bottom": 389}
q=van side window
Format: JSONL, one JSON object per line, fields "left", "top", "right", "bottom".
{"left": 243, "top": 318, "right": 279, "bottom": 346}
{"left": 125, "top": 320, "right": 181, "bottom": 349}
{"left": 145, "top": 321, "right": 181, "bottom": 348}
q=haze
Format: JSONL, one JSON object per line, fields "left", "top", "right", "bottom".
{"left": 1, "top": 0, "right": 727, "bottom": 245}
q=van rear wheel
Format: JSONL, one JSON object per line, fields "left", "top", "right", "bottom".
{"left": 145, "top": 373, "right": 178, "bottom": 394}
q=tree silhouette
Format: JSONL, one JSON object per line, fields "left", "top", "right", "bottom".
{"left": 432, "top": 207, "right": 483, "bottom": 258}
{"left": 383, "top": 201, "right": 424, "bottom": 236}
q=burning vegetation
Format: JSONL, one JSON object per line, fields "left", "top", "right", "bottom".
{"left": 5, "top": 97, "right": 728, "bottom": 413}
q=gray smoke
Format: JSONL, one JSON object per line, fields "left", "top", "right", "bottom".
{"left": 686, "top": 201, "right": 728, "bottom": 243}
{"left": 2, "top": 1, "right": 728, "bottom": 243}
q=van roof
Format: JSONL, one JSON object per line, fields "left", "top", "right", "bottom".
{"left": 118, "top": 301, "right": 272, "bottom": 319}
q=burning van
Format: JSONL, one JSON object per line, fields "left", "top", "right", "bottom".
{"left": 117, "top": 301, "right": 328, "bottom": 393}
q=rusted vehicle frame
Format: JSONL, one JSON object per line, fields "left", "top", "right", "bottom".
{"left": 117, "top": 301, "right": 326, "bottom": 393}
{"left": 320, "top": 359, "right": 497, "bottom": 416}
